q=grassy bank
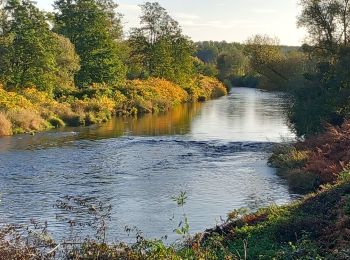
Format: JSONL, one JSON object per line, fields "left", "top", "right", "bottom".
{"left": 0, "top": 76, "right": 227, "bottom": 137}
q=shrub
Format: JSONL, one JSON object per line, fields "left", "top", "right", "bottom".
{"left": 6, "top": 108, "right": 49, "bottom": 134}
{"left": 186, "top": 75, "right": 227, "bottom": 102}
{"left": 300, "top": 121, "right": 350, "bottom": 184}
{"left": 271, "top": 120, "right": 350, "bottom": 188}
{"left": 119, "top": 78, "right": 189, "bottom": 114}
{"left": 48, "top": 116, "right": 65, "bottom": 128}
{"left": 0, "top": 112, "right": 12, "bottom": 136}
{"left": 269, "top": 145, "right": 309, "bottom": 169}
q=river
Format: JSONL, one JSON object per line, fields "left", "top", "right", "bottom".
{"left": 0, "top": 87, "right": 298, "bottom": 243}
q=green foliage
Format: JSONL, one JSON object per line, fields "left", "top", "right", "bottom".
{"left": 0, "top": 1, "right": 80, "bottom": 95}
{"left": 128, "top": 2, "right": 194, "bottom": 85}
{"left": 298, "top": 0, "right": 350, "bottom": 48}
{"left": 195, "top": 41, "right": 250, "bottom": 88}
{"left": 172, "top": 191, "right": 190, "bottom": 238}
{"left": 54, "top": 0, "right": 126, "bottom": 87}
{"left": 193, "top": 58, "right": 218, "bottom": 78}
{"left": 269, "top": 145, "right": 309, "bottom": 170}
{"left": 287, "top": 46, "right": 350, "bottom": 136}
{"left": 276, "top": 234, "right": 324, "bottom": 260}
{"left": 278, "top": 0, "right": 350, "bottom": 136}
{"left": 51, "top": 33, "right": 80, "bottom": 95}
{"left": 0, "top": 0, "right": 59, "bottom": 93}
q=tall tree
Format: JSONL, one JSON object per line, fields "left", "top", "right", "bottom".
{"left": 1, "top": 0, "right": 58, "bottom": 92}
{"left": 128, "top": 2, "right": 194, "bottom": 85}
{"left": 284, "top": 0, "right": 350, "bottom": 136}
{"left": 244, "top": 35, "right": 288, "bottom": 88}
{"left": 54, "top": 0, "right": 126, "bottom": 87}
{"left": 298, "top": 0, "right": 350, "bottom": 51}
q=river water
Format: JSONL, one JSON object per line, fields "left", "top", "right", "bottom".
{"left": 0, "top": 87, "right": 298, "bottom": 242}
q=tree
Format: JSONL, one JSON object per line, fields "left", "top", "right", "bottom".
{"left": 1, "top": 0, "right": 59, "bottom": 92}
{"left": 217, "top": 48, "right": 248, "bottom": 81}
{"left": 128, "top": 2, "right": 194, "bottom": 85}
{"left": 0, "top": 0, "right": 80, "bottom": 94}
{"left": 54, "top": 0, "right": 126, "bottom": 87}
{"left": 298, "top": 0, "right": 350, "bottom": 50}
{"left": 217, "top": 53, "right": 235, "bottom": 81}
{"left": 52, "top": 33, "right": 80, "bottom": 94}
{"left": 244, "top": 35, "right": 289, "bottom": 89}
{"left": 0, "top": 0, "right": 8, "bottom": 35}
{"left": 196, "top": 42, "right": 219, "bottom": 64}
{"left": 97, "top": 0, "right": 123, "bottom": 39}
{"left": 283, "top": 0, "right": 350, "bottom": 136}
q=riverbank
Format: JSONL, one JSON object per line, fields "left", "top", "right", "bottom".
{"left": 269, "top": 120, "right": 350, "bottom": 193}
{"left": 0, "top": 76, "right": 227, "bottom": 137}
{"left": 1, "top": 178, "right": 349, "bottom": 259}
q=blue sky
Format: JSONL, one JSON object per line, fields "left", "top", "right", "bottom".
{"left": 35, "top": 0, "right": 305, "bottom": 46}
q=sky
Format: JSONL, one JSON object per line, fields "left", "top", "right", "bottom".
{"left": 35, "top": 0, "right": 306, "bottom": 46}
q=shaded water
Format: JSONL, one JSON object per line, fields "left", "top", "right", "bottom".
{"left": 0, "top": 88, "right": 297, "bottom": 242}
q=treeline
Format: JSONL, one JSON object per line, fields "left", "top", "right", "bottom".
{"left": 194, "top": 40, "right": 302, "bottom": 89}
{"left": 0, "top": 0, "right": 227, "bottom": 136}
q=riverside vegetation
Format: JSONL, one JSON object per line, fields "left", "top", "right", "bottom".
{"left": 1, "top": 0, "right": 350, "bottom": 259}
{"left": 0, "top": 0, "right": 227, "bottom": 136}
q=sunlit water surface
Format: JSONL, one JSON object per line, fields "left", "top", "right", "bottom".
{"left": 0, "top": 88, "right": 298, "bottom": 242}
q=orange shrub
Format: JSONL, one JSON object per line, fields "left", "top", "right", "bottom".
{"left": 6, "top": 108, "right": 48, "bottom": 134}
{"left": 297, "top": 121, "right": 350, "bottom": 184}
{"left": 0, "top": 112, "right": 12, "bottom": 136}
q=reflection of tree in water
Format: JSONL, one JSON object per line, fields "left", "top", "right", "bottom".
{"left": 115, "top": 103, "right": 203, "bottom": 136}
{"left": 0, "top": 103, "right": 203, "bottom": 151}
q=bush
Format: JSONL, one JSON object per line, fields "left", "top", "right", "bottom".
{"left": 269, "top": 145, "right": 309, "bottom": 169}
{"left": 186, "top": 75, "right": 227, "bottom": 102}
{"left": 0, "top": 75, "right": 227, "bottom": 136}
{"left": 6, "top": 108, "right": 49, "bottom": 134}
{"left": 48, "top": 116, "right": 65, "bottom": 128}
{"left": 270, "top": 120, "right": 350, "bottom": 190}
{"left": 119, "top": 78, "right": 189, "bottom": 114}
{"left": 0, "top": 112, "right": 12, "bottom": 136}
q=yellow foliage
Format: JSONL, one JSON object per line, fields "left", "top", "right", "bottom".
{"left": 187, "top": 75, "right": 227, "bottom": 102}
{"left": 121, "top": 78, "right": 189, "bottom": 114}
{"left": 0, "top": 88, "right": 35, "bottom": 111}
{"left": 0, "top": 75, "right": 227, "bottom": 136}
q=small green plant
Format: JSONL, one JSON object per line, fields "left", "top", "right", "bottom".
{"left": 172, "top": 191, "right": 190, "bottom": 239}
{"left": 338, "top": 163, "right": 350, "bottom": 183}
{"left": 276, "top": 233, "right": 323, "bottom": 260}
